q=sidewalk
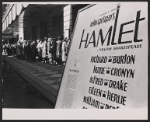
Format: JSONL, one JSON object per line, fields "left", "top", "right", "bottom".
{"left": 2, "top": 55, "right": 64, "bottom": 105}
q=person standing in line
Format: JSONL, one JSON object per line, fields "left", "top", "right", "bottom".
{"left": 16, "top": 41, "right": 19, "bottom": 58}
{"left": 41, "top": 37, "right": 48, "bottom": 63}
{"left": 61, "top": 37, "right": 67, "bottom": 65}
{"left": 37, "top": 39, "right": 43, "bottom": 61}
{"left": 23, "top": 40, "right": 28, "bottom": 60}
{"left": 5, "top": 42, "right": 8, "bottom": 55}
{"left": 29, "top": 40, "right": 33, "bottom": 60}
{"left": 56, "top": 36, "right": 63, "bottom": 66}
{"left": 7, "top": 42, "right": 12, "bottom": 56}
{"left": 34, "top": 40, "right": 38, "bottom": 61}
{"left": 41, "top": 39, "right": 45, "bottom": 63}
{"left": 66, "top": 38, "right": 71, "bottom": 53}
{"left": 26, "top": 40, "right": 32, "bottom": 61}
{"left": 35, "top": 40, "right": 38, "bottom": 61}
{"left": 30, "top": 40, "right": 35, "bottom": 61}
{"left": 18, "top": 37, "right": 23, "bottom": 43}
{"left": 4, "top": 43, "right": 7, "bottom": 55}
{"left": 5, "top": 42, "right": 9, "bottom": 55}
{"left": 47, "top": 37, "right": 53, "bottom": 64}
{"left": 52, "top": 38, "right": 57, "bottom": 65}
{"left": 45, "top": 37, "right": 49, "bottom": 64}
{"left": 30, "top": 40, "right": 37, "bottom": 62}
{"left": 12, "top": 43, "right": 17, "bottom": 56}
{"left": 2, "top": 44, "right": 5, "bottom": 55}
{"left": 18, "top": 37, "right": 23, "bottom": 59}
{"left": 36, "top": 39, "right": 40, "bottom": 60}
{"left": 11, "top": 44, "right": 14, "bottom": 56}
{"left": 22, "top": 40, "right": 26, "bottom": 59}
{"left": 16, "top": 41, "right": 22, "bottom": 59}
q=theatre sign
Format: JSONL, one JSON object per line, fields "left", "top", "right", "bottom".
{"left": 55, "top": 2, "right": 148, "bottom": 109}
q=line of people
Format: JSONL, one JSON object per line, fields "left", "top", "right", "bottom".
{"left": 15, "top": 36, "right": 71, "bottom": 66}
{"left": 2, "top": 42, "right": 16, "bottom": 56}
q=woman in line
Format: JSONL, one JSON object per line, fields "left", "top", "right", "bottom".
{"left": 41, "top": 37, "right": 48, "bottom": 63}
{"left": 36, "top": 39, "right": 43, "bottom": 61}
{"left": 47, "top": 37, "right": 53, "bottom": 64}
{"left": 56, "top": 36, "right": 63, "bottom": 66}
{"left": 51, "top": 38, "right": 57, "bottom": 65}
{"left": 61, "top": 38, "right": 68, "bottom": 65}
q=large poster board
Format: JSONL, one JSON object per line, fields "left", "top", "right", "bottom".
{"left": 55, "top": 2, "right": 148, "bottom": 109}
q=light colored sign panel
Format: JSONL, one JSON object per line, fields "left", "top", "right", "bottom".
{"left": 55, "top": 2, "right": 148, "bottom": 109}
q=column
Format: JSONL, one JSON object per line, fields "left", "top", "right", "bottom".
{"left": 63, "top": 5, "right": 72, "bottom": 39}
{"left": 18, "top": 11, "right": 25, "bottom": 40}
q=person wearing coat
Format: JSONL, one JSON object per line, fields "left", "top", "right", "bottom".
{"left": 26, "top": 40, "right": 32, "bottom": 61}
{"left": 30, "top": 40, "right": 37, "bottom": 62}
{"left": 41, "top": 37, "right": 48, "bottom": 63}
{"left": 51, "top": 38, "right": 57, "bottom": 65}
{"left": 16, "top": 41, "right": 22, "bottom": 59}
{"left": 61, "top": 38, "right": 67, "bottom": 65}
{"left": 7, "top": 42, "right": 12, "bottom": 56}
{"left": 36, "top": 39, "right": 43, "bottom": 61}
{"left": 23, "top": 40, "right": 28, "bottom": 60}
{"left": 4, "top": 43, "right": 7, "bottom": 55}
{"left": 56, "top": 37, "right": 63, "bottom": 66}
{"left": 22, "top": 40, "right": 26, "bottom": 59}
{"left": 66, "top": 38, "right": 71, "bottom": 53}
{"left": 47, "top": 37, "right": 53, "bottom": 64}
{"left": 18, "top": 37, "right": 23, "bottom": 59}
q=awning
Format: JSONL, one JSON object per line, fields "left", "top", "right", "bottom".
{"left": 2, "top": 27, "right": 14, "bottom": 39}
{"left": 3, "top": 27, "right": 13, "bottom": 35}
{"left": 2, "top": 35, "right": 14, "bottom": 39}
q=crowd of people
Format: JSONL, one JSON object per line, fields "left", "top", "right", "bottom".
{"left": 3, "top": 42, "right": 16, "bottom": 56}
{"left": 2, "top": 36, "right": 71, "bottom": 66}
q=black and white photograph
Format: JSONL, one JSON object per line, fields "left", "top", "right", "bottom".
{"left": 1, "top": 1, "right": 148, "bottom": 120}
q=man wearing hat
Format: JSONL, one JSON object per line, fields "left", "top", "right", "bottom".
{"left": 47, "top": 36, "right": 53, "bottom": 64}
{"left": 56, "top": 36, "right": 63, "bottom": 66}
{"left": 42, "top": 37, "right": 48, "bottom": 63}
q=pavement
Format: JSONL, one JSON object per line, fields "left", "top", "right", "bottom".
{"left": 2, "top": 62, "right": 54, "bottom": 108}
{"left": 2, "top": 55, "right": 64, "bottom": 105}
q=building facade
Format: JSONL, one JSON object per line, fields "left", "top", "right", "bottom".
{"left": 2, "top": 4, "right": 88, "bottom": 42}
